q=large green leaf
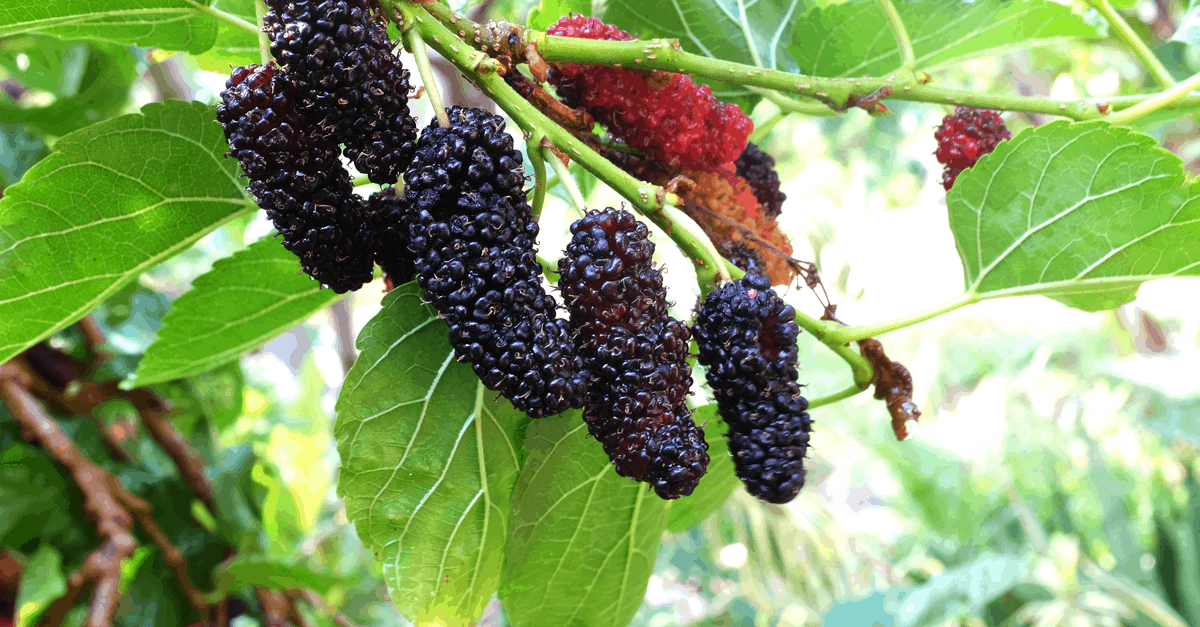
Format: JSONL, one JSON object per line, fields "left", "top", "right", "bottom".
{"left": 666, "top": 405, "right": 739, "bottom": 533}
{"left": 212, "top": 555, "right": 354, "bottom": 595}
{"left": 0, "top": 100, "right": 252, "bottom": 366}
{"left": 528, "top": 0, "right": 591, "bottom": 31}
{"left": 334, "top": 285, "right": 529, "bottom": 627}
{"left": 897, "top": 555, "right": 1027, "bottom": 625}
{"left": 193, "top": 0, "right": 261, "bottom": 73}
{"left": 14, "top": 544, "right": 66, "bottom": 627}
{"left": 949, "top": 121, "right": 1200, "bottom": 312}
{"left": 499, "top": 414, "right": 669, "bottom": 627}
{"left": 790, "top": 0, "right": 1097, "bottom": 78}
{"left": 128, "top": 238, "right": 343, "bottom": 389}
{"left": 0, "top": 0, "right": 218, "bottom": 54}
{"left": 601, "top": 0, "right": 808, "bottom": 113}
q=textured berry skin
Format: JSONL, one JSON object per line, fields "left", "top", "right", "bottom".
{"left": 546, "top": 15, "right": 752, "bottom": 173}
{"left": 404, "top": 107, "right": 587, "bottom": 418}
{"left": 734, "top": 143, "right": 786, "bottom": 220}
{"left": 365, "top": 187, "right": 415, "bottom": 286}
{"left": 559, "top": 208, "right": 708, "bottom": 499}
{"left": 719, "top": 240, "right": 766, "bottom": 276}
{"left": 694, "top": 273, "right": 811, "bottom": 504}
{"left": 265, "top": 0, "right": 418, "bottom": 184}
{"left": 934, "top": 107, "right": 1010, "bottom": 190}
{"left": 217, "top": 63, "right": 373, "bottom": 293}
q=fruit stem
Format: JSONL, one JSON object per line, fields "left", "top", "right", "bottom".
{"left": 819, "top": 293, "right": 976, "bottom": 344}
{"left": 184, "top": 0, "right": 261, "bottom": 37}
{"left": 747, "top": 112, "right": 788, "bottom": 144}
{"left": 252, "top": 0, "right": 269, "bottom": 65}
{"left": 807, "top": 383, "right": 868, "bottom": 410}
{"left": 1084, "top": 0, "right": 1176, "bottom": 87}
{"left": 1107, "top": 68, "right": 1200, "bottom": 124}
{"left": 874, "top": 0, "right": 916, "bottom": 74}
{"left": 543, "top": 145, "right": 587, "bottom": 214}
{"left": 527, "top": 132, "right": 548, "bottom": 220}
{"left": 405, "top": 26, "right": 450, "bottom": 129}
{"left": 398, "top": 2, "right": 730, "bottom": 293}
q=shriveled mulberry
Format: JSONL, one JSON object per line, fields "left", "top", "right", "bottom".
{"left": 719, "top": 240, "right": 766, "bottom": 276}
{"left": 559, "top": 208, "right": 708, "bottom": 499}
{"left": 217, "top": 63, "right": 373, "bottom": 293}
{"left": 694, "top": 273, "right": 810, "bottom": 504}
{"left": 404, "top": 107, "right": 587, "bottom": 418}
{"left": 735, "top": 143, "right": 786, "bottom": 220}
{"left": 264, "top": 0, "right": 418, "bottom": 184}
{"left": 365, "top": 187, "right": 416, "bottom": 286}
{"left": 546, "top": 15, "right": 752, "bottom": 173}
{"left": 934, "top": 107, "right": 1010, "bottom": 190}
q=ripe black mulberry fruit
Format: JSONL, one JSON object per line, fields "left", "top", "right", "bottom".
{"left": 217, "top": 63, "right": 373, "bottom": 293}
{"left": 718, "top": 240, "right": 766, "bottom": 276}
{"left": 545, "top": 15, "right": 752, "bottom": 173}
{"left": 404, "top": 107, "right": 588, "bottom": 418}
{"left": 694, "top": 273, "right": 811, "bottom": 504}
{"left": 365, "top": 187, "right": 416, "bottom": 286}
{"left": 265, "top": 0, "right": 418, "bottom": 184}
{"left": 935, "top": 107, "right": 1010, "bottom": 190}
{"left": 734, "top": 142, "right": 786, "bottom": 220}
{"left": 559, "top": 208, "right": 708, "bottom": 499}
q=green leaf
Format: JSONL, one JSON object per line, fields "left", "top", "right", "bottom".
{"left": 790, "top": 0, "right": 1097, "bottom": 78}
{"left": 1170, "top": 2, "right": 1200, "bottom": 48}
{"left": 0, "top": 0, "right": 218, "bottom": 54}
{"left": 15, "top": 544, "right": 66, "bottom": 627}
{"left": 128, "top": 238, "right": 342, "bottom": 388}
{"left": 0, "top": 100, "right": 253, "bottom": 367}
{"left": 193, "top": 0, "right": 261, "bottom": 73}
{"left": 949, "top": 121, "right": 1200, "bottom": 312}
{"left": 896, "top": 555, "right": 1027, "bottom": 626}
{"left": 334, "top": 285, "right": 529, "bottom": 627}
{"left": 213, "top": 555, "right": 353, "bottom": 595}
{"left": 1154, "top": 478, "right": 1200, "bottom": 625}
{"left": 528, "top": 0, "right": 591, "bottom": 31}
{"left": 499, "top": 414, "right": 669, "bottom": 627}
{"left": 602, "top": 0, "right": 809, "bottom": 114}
{"left": 666, "top": 406, "right": 738, "bottom": 533}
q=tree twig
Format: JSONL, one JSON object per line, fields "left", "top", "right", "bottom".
{"left": 122, "top": 386, "right": 217, "bottom": 513}
{"left": 256, "top": 589, "right": 290, "bottom": 627}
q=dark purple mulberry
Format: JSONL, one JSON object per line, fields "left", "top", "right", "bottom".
{"left": 559, "top": 208, "right": 708, "bottom": 499}
{"left": 694, "top": 273, "right": 810, "bottom": 504}
{"left": 216, "top": 63, "right": 373, "bottom": 293}
{"left": 719, "top": 240, "right": 766, "bottom": 276}
{"left": 934, "top": 107, "right": 1010, "bottom": 190}
{"left": 365, "top": 187, "right": 415, "bottom": 286}
{"left": 265, "top": 0, "right": 418, "bottom": 184}
{"left": 734, "top": 143, "right": 786, "bottom": 220}
{"left": 404, "top": 108, "right": 588, "bottom": 418}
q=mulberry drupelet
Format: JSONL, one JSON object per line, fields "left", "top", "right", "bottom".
{"left": 264, "top": 0, "right": 418, "bottom": 184}
{"left": 364, "top": 187, "right": 416, "bottom": 286}
{"left": 719, "top": 240, "right": 766, "bottom": 276}
{"left": 216, "top": 63, "right": 373, "bottom": 293}
{"left": 934, "top": 107, "right": 1010, "bottom": 190}
{"left": 734, "top": 142, "right": 787, "bottom": 220}
{"left": 694, "top": 273, "right": 811, "bottom": 504}
{"left": 403, "top": 107, "right": 588, "bottom": 418}
{"left": 559, "top": 208, "right": 709, "bottom": 499}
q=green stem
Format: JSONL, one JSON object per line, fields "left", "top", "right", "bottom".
{"left": 544, "top": 149, "right": 586, "bottom": 214}
{"left": 747, "top": 112, "right": 788, "bottom": 144}
{"left": 398, "top": 2, "right": 729, "bottom": 289}
{"left": 1086, "top": 0, "right": 1176, "bottom": 87}
{"left": 754, "top": 89, "right": 839, "bottom": 117}
{"left": 406, "top": 26, "right": 449, "bottom": 128}
{"left": 874, "top": 0, "right": 916, "bottom": 74}
{"left": 1082, "top": 562, "right": 1190, "bottom": 627}
{"left": 185, "top": 0, "right": 261, "bottom": 36}
{"left": 1108, "top": 69, "right": 1200, "bottom": 124}
{"left": 821, "top": 293, "right": 976, "bottom": 344}
{"left": 527, "top": 133, "right": 548, "bottom": 220}
{"left": 252, "top": 0, "right": 269, "bottom": 65}
{"left": 807, "top": 383, "right": 869, "bottom": 409}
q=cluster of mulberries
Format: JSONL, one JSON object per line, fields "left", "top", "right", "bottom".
{"left": 403, "top": 107, "right": 588, "bottom": 418}
{"left": 364, "top": 187, "right": 415, "bottom": 285}
{"left": 216, "top": 64, "right": 374, "bottom": 293}
{"left": 694, "top": 273, "right": 811, "bottom": 504}
{"left": 735, "top": 143, "right": 787, "bottom": 220}
{"left": 559, "top": 208, "right": 709, "bottom": 499}
{"left": 719, "top": 240, "right": 766, "bottom": 276}
{"left": 265, "top": 0, "right": 418, "bottom": 184}
{"left": 934, "top": 107, "right": 1010, "bottom": 190}
{"left": 545, "top": 15, "right": 752, "bottom": 173}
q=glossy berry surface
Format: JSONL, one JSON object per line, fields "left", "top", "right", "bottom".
{"left": 719, "top": 240, "right": 766, "bottom": 276}
{"left": 934, "top": 107, "right": 1010, "bottom": 190}
{"left": 546, "top": 15, "right": 752, "bottom": 173}
{"left": 734, "top": 142, "right": 787, "bottom": 220}
{"left": 264, "top": 0, "right": 418, "bottom": 184}
{"left": 365, "top": 187, "right": 416, "bottom": 286}
{"left": 217, "top": 63, "right": 373, "bottom": 293}
{"left": 404, "top": 107, "right": 588, "bottom": 418}
{"left": 694, "top": 273, "right": 811, "bottom": 504}
{"left": 559, "top": 208, "right": 709, "bottom": 499}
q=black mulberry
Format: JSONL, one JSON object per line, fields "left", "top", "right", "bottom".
{"left": 718, "top": 240, "right": 766, "bottom": 276}
{"left": 217, "top": 63, "right": 373, "bottom": 293}
{"left": 694, "top": 273, "right": 811, "bottom": 504}
{"left": 365, "top": 187, "right": 416, "bottom": 286}
{"left": 559, "top": 208, "right": 708, "bottom": 499}
{"left": 265, "top": 0, "right": 418, "bottom": 184}
{"left": 734, "top": 142, "right": 786, "bottom": 220}
{"left": 404, "top": 108, "right": 588, "bottom": 418}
